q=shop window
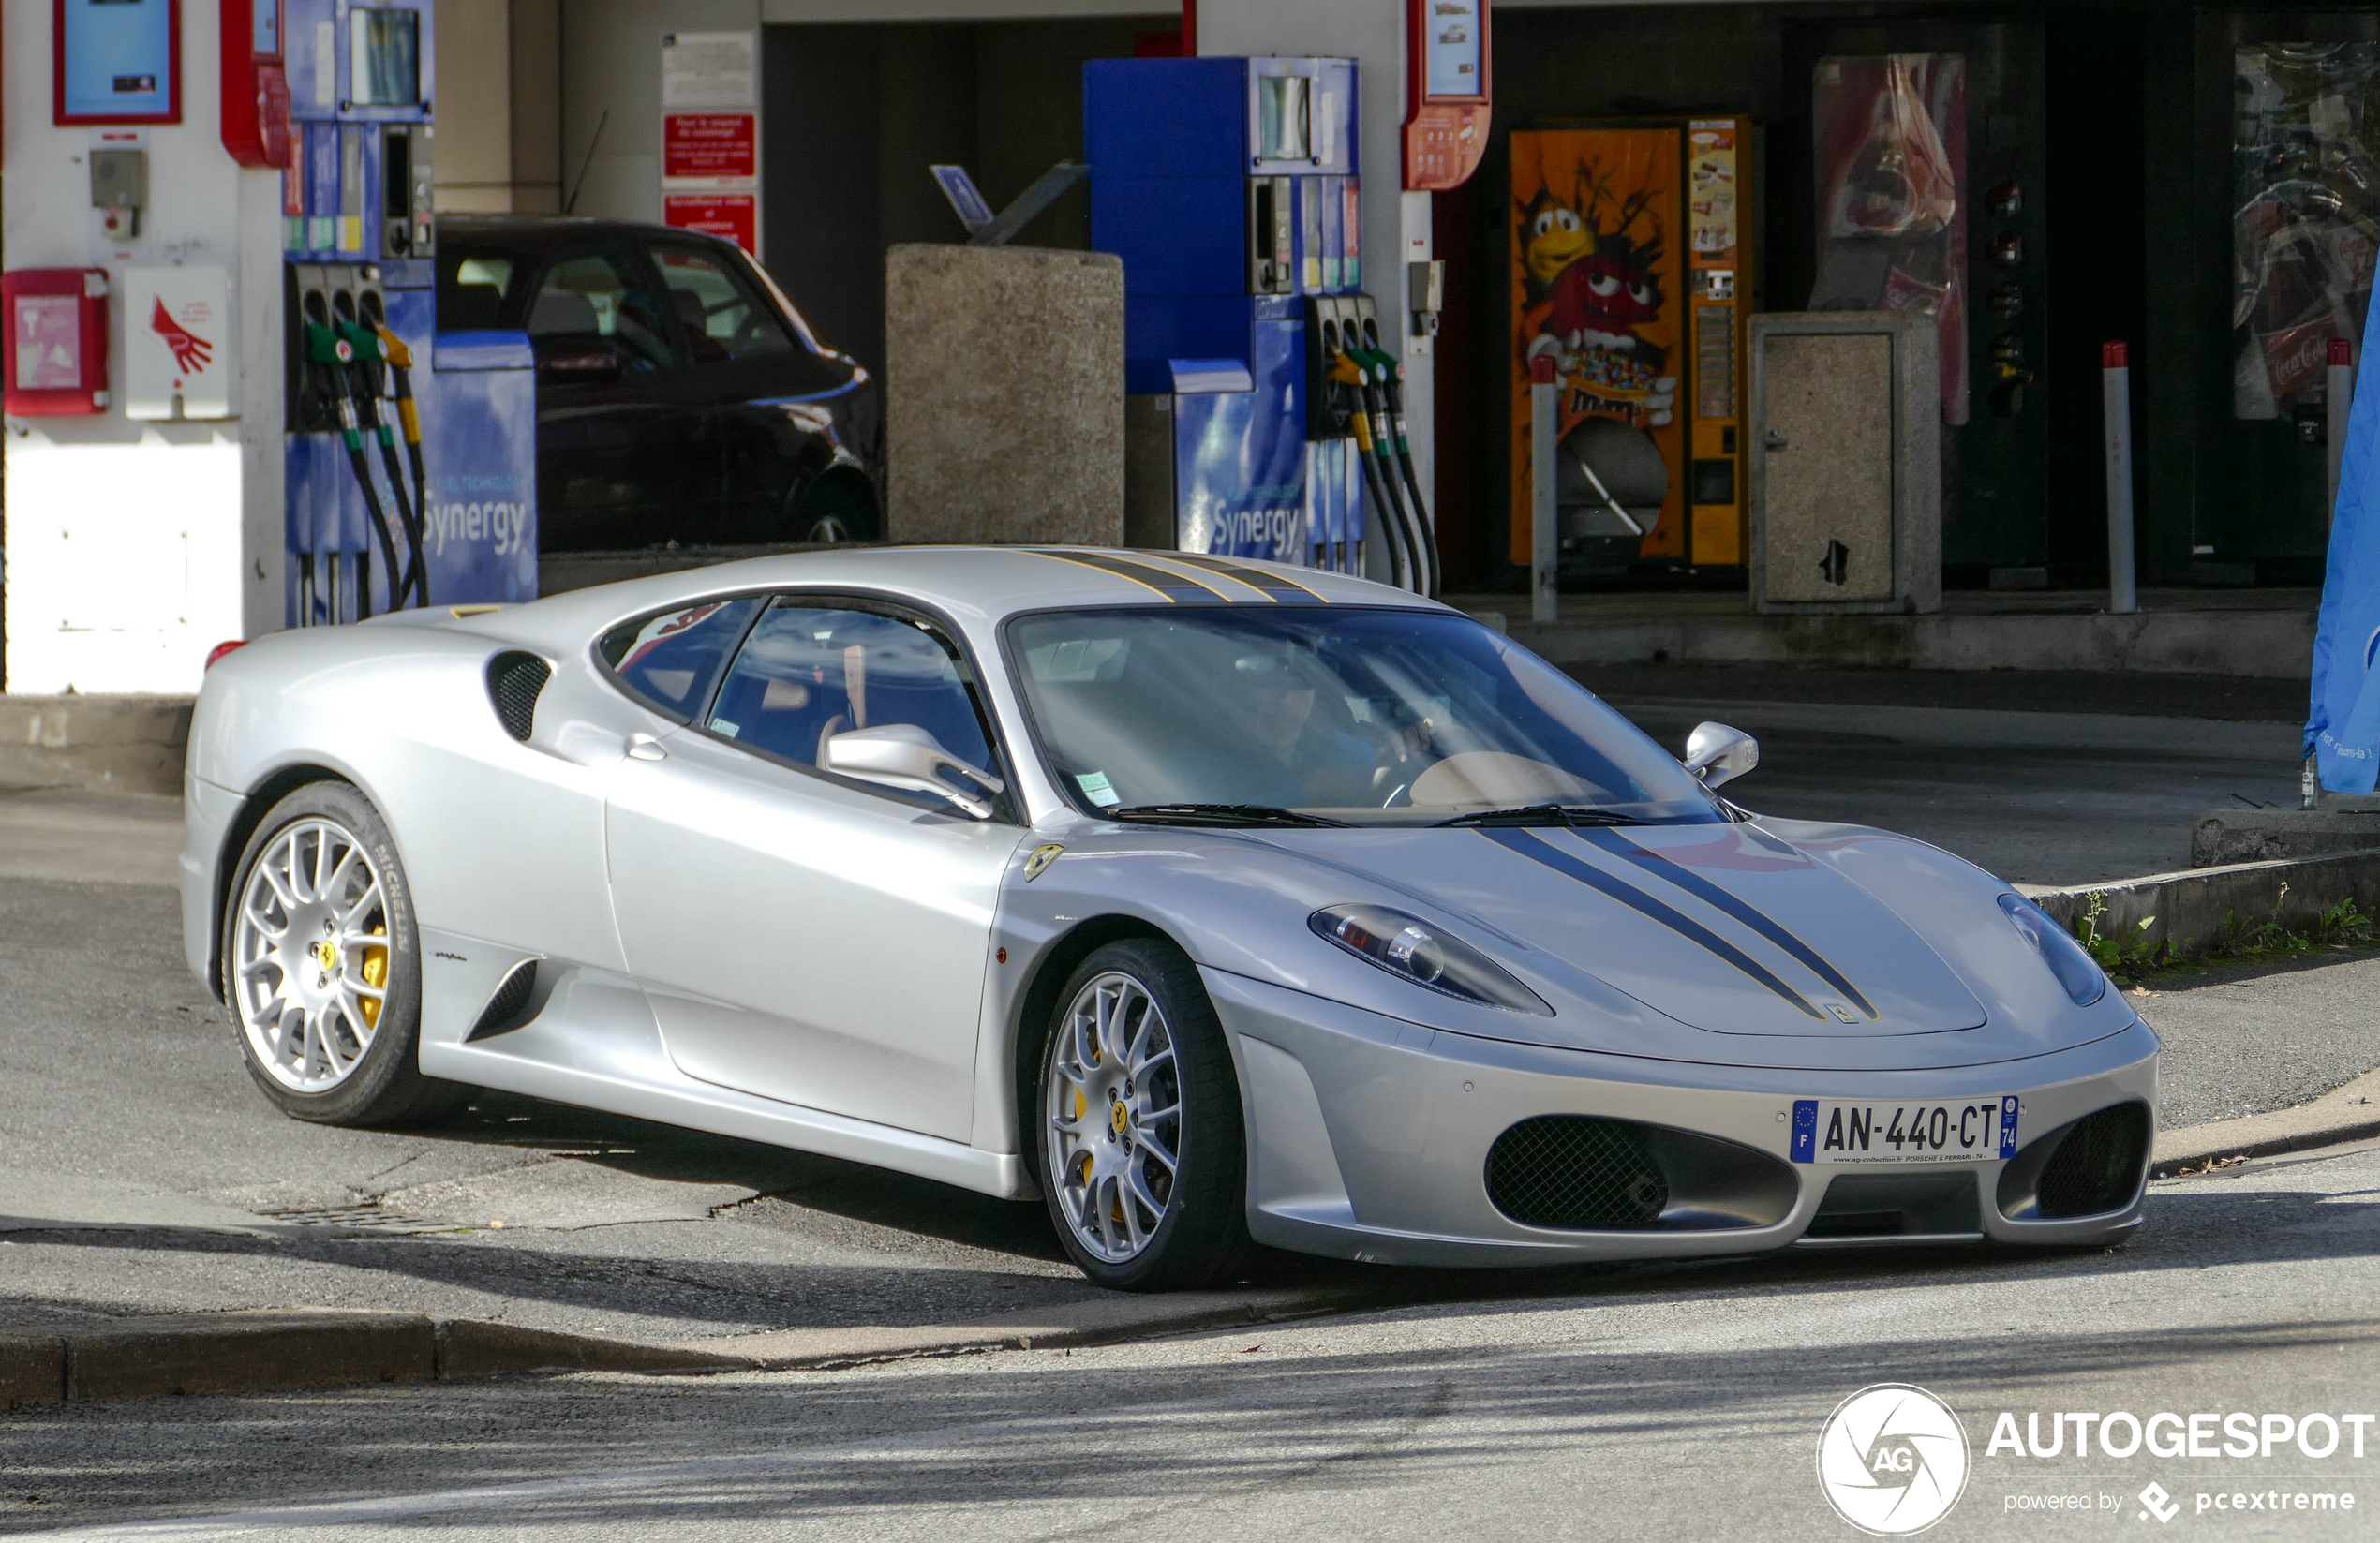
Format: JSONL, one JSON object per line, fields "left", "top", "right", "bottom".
{"left": 2233, "top": 45, "right": 2380, "bottom": 422}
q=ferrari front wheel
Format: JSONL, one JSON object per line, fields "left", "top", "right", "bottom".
{"left": 1035, "top": 938, "right": 1249, "bottom": 1291}
{"left": 222, "top": 781, "right": 465, "bottom": 1126}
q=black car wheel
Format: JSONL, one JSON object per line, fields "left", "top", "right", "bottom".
{"left": 1033, "top": 939, "right": 1251, "bottom": 1291}
{"left": 785, "top": 477, "right": 881, "bottom": 545}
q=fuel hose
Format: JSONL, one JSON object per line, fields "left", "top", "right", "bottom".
{"left": 338, "top": 318, "right": 427, "bottom": 610}
{"left": 1355, "top": 360, "right": 1428, "bottom": 595}
{"left": 1328, "top": 351, "right": 1412, "bottom": 590}
{"left": 305, "top": 320, "right": 403, "bottom": 620}
{"left": 1373, "top": 359, "right": 1442, "bottom": 598}
{"left": 372, "top": 321, "right": 432, "bottom": 607}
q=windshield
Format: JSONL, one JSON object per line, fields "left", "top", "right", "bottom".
{"left": 1005, "top": 607, "right": 1723, "bottom": 826}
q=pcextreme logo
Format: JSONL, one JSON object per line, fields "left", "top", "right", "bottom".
{"left": 1818, "top": 1384, "right": 1971, "bottom": 1536}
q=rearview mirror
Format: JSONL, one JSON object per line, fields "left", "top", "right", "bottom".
{"left": 823, "top": 724, "right": 1004, "bottom": 819}
{"left": 1683, "top": 721, "right": 1759, "bottom": 791}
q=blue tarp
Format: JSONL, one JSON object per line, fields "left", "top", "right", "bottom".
{"left": 2310, "top": 298, "right": 2380, "bottom": 792}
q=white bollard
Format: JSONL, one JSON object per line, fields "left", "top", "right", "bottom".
{"left": 2328, "top": 336, "right": 2355, "bottom": 530}
{"left": 1531, "top": 353, "right": 1559, "bottom": 624}
{"left": 2102, "top": 341, "right": 2137, "bottom": 616}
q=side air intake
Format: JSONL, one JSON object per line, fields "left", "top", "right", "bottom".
{"left": 464, "top": 959, "right": 540, "bottom": 1041}
{"left": 486, "top": 651, "right": 551, "bottom": 742}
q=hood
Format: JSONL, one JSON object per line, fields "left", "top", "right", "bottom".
{"left": 1258, "top": 821, "right": 1986, "bottom": 1040}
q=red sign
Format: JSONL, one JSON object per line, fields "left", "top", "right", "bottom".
{"left": 664, "top": 193, "right": 758, "bottom": 255}
{"left": 663, "top": 112, "right": 757, "bottom": 181}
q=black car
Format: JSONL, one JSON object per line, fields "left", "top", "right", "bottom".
{"left": 435, "top": 216, "right": 882, "bottom": 552}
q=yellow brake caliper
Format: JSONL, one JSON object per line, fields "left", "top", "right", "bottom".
{"left": 359, "top": 927, "right": 389, "bottom": 1028}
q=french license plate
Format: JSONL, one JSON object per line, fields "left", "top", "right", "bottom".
{"left": 1790, "top": 1097, "right": 2018, "bottom": 1165}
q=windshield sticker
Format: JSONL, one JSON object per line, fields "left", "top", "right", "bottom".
{"left": 1077, "top": 771, "right": 1122, "bottom": 807}
{"left": 710, "top": 718, "right": 740, "bottom": 738}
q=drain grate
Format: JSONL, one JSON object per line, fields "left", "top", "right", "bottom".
{"left": 258, "top": 1204, "right": 460, "bottom": 1235}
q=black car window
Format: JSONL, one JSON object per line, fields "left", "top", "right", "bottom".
{"left": 528, "top": 250, "right": 681, "bottom": 372}
{"left": 648, "top": 243, "right": 795, "bottom": 363}
{"left": 598, "top": 596, "right": 765, "bottom": 720}
{"left": 436, "top": 250, "right": 515, "bottom": 330}
{"left": 705, "top": 601, "right": 997, "bottom": 808}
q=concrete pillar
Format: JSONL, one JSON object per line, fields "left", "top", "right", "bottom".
{"left": 434, "top": 1, "right": 517, "bottom": 212}
{"left": 3, "top": 0, "right": 284, "bottom": 693}
{"left": 1197, "top": 0, "right": 1435, "bottom": 512}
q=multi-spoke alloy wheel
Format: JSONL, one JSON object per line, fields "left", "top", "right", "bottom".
{"left": 232, "top": 817, "right": 391, "bottom": 1092}
{"left": 1045, "top": 971, "right": 1183, "bottom": 1263}
{"left": 1034, "top": 939, "right": 1249, "bottom": 1290}
{"left": 222, "top": 781, "right": 464, "bottom": 1126}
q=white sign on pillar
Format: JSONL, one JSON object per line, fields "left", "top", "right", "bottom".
{"left": 123, "top": 266, "right": 235, "bottom": 420}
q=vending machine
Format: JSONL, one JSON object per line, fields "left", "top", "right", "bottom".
{"left": 280, "top": 0, "right": 537, "bottom": 626}
{"left": 1089, "top": 56, "right": 1437, "bottom": 589}
{"left": 1509, "top": 119, "right": 1753, "bottom": 578}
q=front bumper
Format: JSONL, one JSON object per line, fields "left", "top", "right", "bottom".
{"left": 1205, "top": 968, "right": 2158, "bottom": 1268}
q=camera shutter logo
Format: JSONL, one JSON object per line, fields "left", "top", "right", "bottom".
{"left": 1816, "top": 1384, "right": 1971, "bottom": 1536}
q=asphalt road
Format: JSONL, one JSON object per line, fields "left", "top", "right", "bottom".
{"left": 6, "top": 1138, "right": 2378, "bottom": 1540}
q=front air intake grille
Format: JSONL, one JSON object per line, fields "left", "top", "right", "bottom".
{"left": 2034, "top": 1102, "right": 2151, "bottom": 1218}
{"left": 486, "top": 650, "right": 551, "bottom": 742}
{"left": 1486, "top": 1116, "right": 1669, "bottom": 1229}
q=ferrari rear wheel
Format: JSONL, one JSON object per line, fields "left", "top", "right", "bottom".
{"left": 223, "top": 781, "right": 465, "bottom": 1127}
{"left": 1036, "top": 939, "right": 1249, "bottom": 1291}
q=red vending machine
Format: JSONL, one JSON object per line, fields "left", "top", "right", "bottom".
{"left": 1509, "top": 120, "right": 1753, "bottom": 577}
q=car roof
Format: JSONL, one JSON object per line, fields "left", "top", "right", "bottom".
{"left": 452, "top": 545, "right": 1456, "bottom": 651}
{"left": 434, "top": 215, "right": 736, "bottom": 256}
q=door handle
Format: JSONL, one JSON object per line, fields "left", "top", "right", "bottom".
{"left": 626, "top": 734, "right": 668, "bottom": 762}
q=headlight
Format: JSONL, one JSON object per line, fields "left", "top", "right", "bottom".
{"left": 1998, "top": 893, "right": 2108, "bottom": 1006}
{"left": 1309, "top": 904, "right": 1553, "bottom": 1016}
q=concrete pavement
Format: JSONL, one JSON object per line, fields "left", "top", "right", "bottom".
{"left": 6, "top": 1138, "right": 2377, "bottom": 1539}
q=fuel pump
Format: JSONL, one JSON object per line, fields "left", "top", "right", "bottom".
{"left": 1091, "top": 56, "right": 1434, "bottom": 593}
{"left": 280, "top": 0, "right": 537, "bottom": 627}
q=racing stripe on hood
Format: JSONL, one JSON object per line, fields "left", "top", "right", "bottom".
{"left": 1478, "top": 827, "right": 1824, "bottom": 1020}
{"left": 1026, "top": 549, "right": 1229, "bottom": 603}
{"left": 1569, "top": 827, "right": 1878, "bottom": 1019}
{"left": 1155, "top": 553, "right": 1330, "bottom": 602}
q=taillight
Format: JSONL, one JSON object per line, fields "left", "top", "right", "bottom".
{"left": 204, "top": 640, "right": 246, "bottom": 671}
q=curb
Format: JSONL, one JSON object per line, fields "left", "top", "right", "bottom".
{"left": 0, "top": 1288, "right": 1364, "bottom": 1407}
{"left": 0, "top": 1310, "right": 745, "bottom": 1408}
{"left": 2019, "top": 850, "right": 2380, "bottom": 958}
{"left": 2149, "top": 1068, "right": 2380, "bottom": 1178}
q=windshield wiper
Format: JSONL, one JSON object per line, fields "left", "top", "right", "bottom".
{"left": 1434, "top": 804, "right": 1644, "bottom": 828}
{"left": 1106, "top": 804, "right": 1350, "bottom": 828}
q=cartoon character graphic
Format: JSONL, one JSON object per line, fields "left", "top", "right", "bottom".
{"left": 1519, "top": 170, "right": 1674, "bottom": 427}
{"left": 1518, "top": 185, "right": 1593, "bottom": 301}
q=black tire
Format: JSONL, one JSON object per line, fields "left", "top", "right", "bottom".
{"left": 1032, "top": 938, "right": 1250, "bottom": 1291}
{"left": 785, "top": 476, "right": 880, "bottom": 544}
{"left": 220, "top": 780, "right": 468, "bottom": 1127}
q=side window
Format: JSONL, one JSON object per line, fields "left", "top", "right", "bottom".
{"left": 648, "top": 243, "right": 794, "bottom": 363}
{"left": 527, "top": 250, "right": 682, "bottom": 372}
{"left": 705, "top": 602, "right": 997, "bottom": 800}
{"left": 598, "top": 597, "right": 764, "bottom": 720}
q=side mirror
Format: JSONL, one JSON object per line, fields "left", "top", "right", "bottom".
{"left": 823, "top": 723, "right": 1004, "bottom": 819}
{"left": 1683, "top": 721, "right": 1759, "bottom": 791}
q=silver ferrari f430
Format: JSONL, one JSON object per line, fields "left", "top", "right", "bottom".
{"left": 182, "top": 547, "right": 2158, "bottom": 1289}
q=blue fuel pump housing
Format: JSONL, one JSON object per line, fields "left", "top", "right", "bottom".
{"left": 280, "top": 0, "right": 535, "bottom": 626}
{"left": 1087, "top": 56, "right": 1370, "bottom": 574}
